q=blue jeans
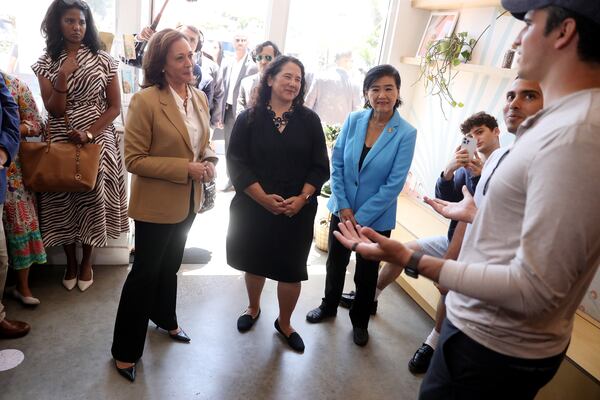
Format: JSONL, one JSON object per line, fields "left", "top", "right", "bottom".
{"left": 419, "top": 319, "right": 565, "bottom": 400}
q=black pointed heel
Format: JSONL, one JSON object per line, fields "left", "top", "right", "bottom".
{"left": 115, "top": 361, "right": 136, "bottom": 382}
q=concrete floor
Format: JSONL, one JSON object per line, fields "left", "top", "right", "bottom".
{"left": 0, "top": 146, "right": 433, "bottom": 400}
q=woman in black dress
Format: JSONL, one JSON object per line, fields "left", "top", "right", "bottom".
{"left": 227, "top": 55, "right": 329, "bottom": 352}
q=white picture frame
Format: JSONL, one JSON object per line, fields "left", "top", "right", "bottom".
{"left": 416, "top": 11, "right": 460, "bottom": 58}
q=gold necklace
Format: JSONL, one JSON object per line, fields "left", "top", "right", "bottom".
{"left": 182, "top": 89, "right": 189, "bottom": 114}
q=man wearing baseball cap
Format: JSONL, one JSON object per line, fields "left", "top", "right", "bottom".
{"left": 332, "top": 1, "right": 600, "bottom": 398}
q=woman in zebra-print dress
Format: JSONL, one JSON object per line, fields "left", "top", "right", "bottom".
{"left": 32, "top": 0, "right": 128, "bottom": 292}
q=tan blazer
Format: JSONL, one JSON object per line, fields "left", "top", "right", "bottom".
{"left": 124, "top": 85, "right": 215, "bottom": 224}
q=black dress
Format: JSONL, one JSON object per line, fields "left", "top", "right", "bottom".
{"left": 226, "top": 106, "right": 330, "bottom": 282}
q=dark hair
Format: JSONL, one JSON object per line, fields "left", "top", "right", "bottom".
{"left": 141, "top": 29, "right": 188, "bottom": 89}
{"left": 249, "top": 55, "right": 306, "bottom": 121}
{"left": 251, "top": 41, "right": 281, "bottom": 62}
{"left": 202, "top": 40, "right": 223, "bottom": 66}
{"left": 41, "top": 0, "right": 101, "bottom": 61}
{"left": 363, "top": 64, "right": 403, "bottom": 108}
{"left": 177, "top": 24, "right": 204, "bottom": 52}
{"left": 460, "top": 111, "right": 498, "bottom": 134}
{"left": 544, "top": 6, "right": 600, "bottom": 64}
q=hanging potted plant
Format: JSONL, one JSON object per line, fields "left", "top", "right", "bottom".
{"left": 418, "top": 31, "right": 477, "bottom": 117}
{"left": 416, "top": 11, "right": 507, "bottom": 118}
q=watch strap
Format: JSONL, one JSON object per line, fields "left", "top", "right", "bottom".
{"left": 405, "top": 250, "right": 424, "bottom": 279}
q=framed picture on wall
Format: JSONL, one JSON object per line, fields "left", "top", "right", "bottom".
{"left": 416, "top": 11, "right": 459, "bottom": 58}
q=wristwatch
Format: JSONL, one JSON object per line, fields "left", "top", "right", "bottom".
{"left": 85, "top": 131, "right": 94, "bottom": 142}
{"left": 404, "top": 250, "right": 424, "bottom": 279}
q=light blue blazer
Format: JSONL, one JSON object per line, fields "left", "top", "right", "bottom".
{"left": 327, "top": 108, "right": 417, "bottom": 231}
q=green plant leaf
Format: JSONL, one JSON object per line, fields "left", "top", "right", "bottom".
{"left": 458, "top": 102, "right": 464, "bottom": 107}
{"left": 452, "top": 58, "right": 461, "bottom": 66}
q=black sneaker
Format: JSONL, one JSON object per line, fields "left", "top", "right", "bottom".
{"left": 352, "top": 327, "right": 369, "bottom": 346}
{"left": 408, "top": 343, "right": 434, "bottom": 374}
{"left": 339, "top": 291, "right": 355, "bottom": 308}
{"left": 306, "top": 304, "right": 336, "bottom": 323}
{"left": 340, "top": 291, "right": 378, "bottom": 315}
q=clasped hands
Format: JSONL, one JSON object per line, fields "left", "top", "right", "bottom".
{"left": 188, "top": 161, "right": 216, "bottom": 183}
{"left": 261, "top": 193, "right": 306, "bottom": 217}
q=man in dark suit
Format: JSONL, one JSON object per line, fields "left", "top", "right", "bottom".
{"left": 216, "top": 33, "right": 257, "bottom": 191}
{"left": 0, "top": 76, "right": 28, "bottom": 339}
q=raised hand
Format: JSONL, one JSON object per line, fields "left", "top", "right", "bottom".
{"left": 465, "top": 152, "right": 483, "bottom": 177}
{"left": 423, "top": 185, "right": 478, "bottom": 223}
{"left": 443, "top": 146, "right": 470, "bottom": 181}
{"left": 59, "top": 56, "right": 79, "bottom": 77}
{"left": 333, "top": 220, "right": 411, "bottom": 265}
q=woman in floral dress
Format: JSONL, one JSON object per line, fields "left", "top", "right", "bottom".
{"left": 1, "top": 72, "right": 47, "bottom": 306}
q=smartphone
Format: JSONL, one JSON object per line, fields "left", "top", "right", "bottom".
{"left": 460, "top": 135, "right": 477, "bottom": 159}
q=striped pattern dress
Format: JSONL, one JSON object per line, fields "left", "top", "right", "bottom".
{"left": 31, "top": 45, "right": 128, "bottom": 247}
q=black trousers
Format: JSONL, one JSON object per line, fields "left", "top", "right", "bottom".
{"left": 111, "top": 211, "right": 196, "bottom": 363}
{"left": 419, "top": 319, "right": 565, "bottom": 400}
{"left": 222, "top": 106, "right": 235, "bottom": 182}
{"left": 323, "top": 215, "right": 390, "bottom": 328}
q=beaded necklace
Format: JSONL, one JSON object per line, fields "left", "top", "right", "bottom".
{"left": 267, "top": 103, "right": 294, "bottom": 130}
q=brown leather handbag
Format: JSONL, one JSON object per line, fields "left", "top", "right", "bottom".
{"left": 19, "top": 115, "right": 102, "bottom": 192}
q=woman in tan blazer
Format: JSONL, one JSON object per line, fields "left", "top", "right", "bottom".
{"left": 111, "top": 29, "right": 217, "bottom": 382}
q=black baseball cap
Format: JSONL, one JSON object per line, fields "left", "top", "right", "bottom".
{"left": 501, "top": 0, "right": 600, "bottom": 25}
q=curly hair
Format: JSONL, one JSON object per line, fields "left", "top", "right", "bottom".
{"left": 460, "top": 111, "right": 498, "bottom": 134}
{"left": 249, "top": 55, "right": 306, "bottom": 121}
{"left": 141, "top": 29, "right": 188, "bottom": 89}
{"left": 41, "top": 0, "right": 101, "bottom": 61}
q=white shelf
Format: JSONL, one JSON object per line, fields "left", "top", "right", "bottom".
{"left": 400, "top": 56, "right": 517, "bottom": 79}
{"left": 411, "top": 0, "right": 501, "bottom": 10}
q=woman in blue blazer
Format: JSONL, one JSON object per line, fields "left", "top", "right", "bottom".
{"left": 307, "top": 65, "right": 416, "bottom": 346}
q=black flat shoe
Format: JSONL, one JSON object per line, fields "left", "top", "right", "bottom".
{"left": 274, "top": 319, "right": 305, "bottom": 352}
{"left": 155, "top": 325, "right": 191, "bottom": 342}
{"left": 115, "top": 361, "right": 136, "bottom": 382}
{"left": 237, "top": 309, "right": 261, "bottom": 332}
{"left": 353, "top": 327, "right": 369, "bottom": 347}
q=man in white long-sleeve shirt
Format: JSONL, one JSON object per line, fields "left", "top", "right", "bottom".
{"left": 332, "top": 1, "right": 600, "bottom": 398}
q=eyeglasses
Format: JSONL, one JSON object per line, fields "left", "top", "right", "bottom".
{"left": 62, "top": 0, "right": 89, "bottom": 9}
{"left": 482, "top": 150, "right": 510, "bottom": 196}
{"left": 255, "top": 55, "right": 273, "bottom": 62}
